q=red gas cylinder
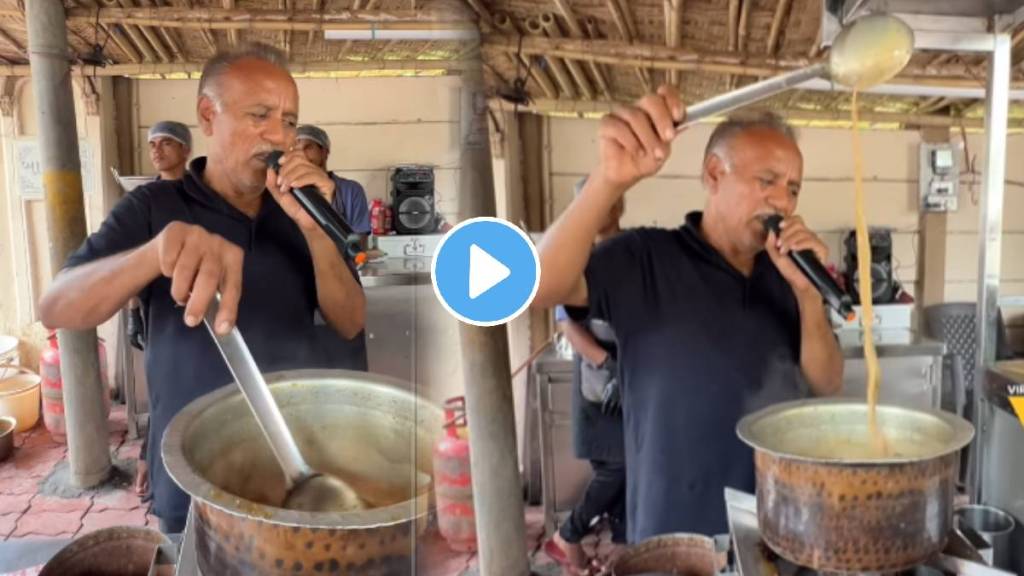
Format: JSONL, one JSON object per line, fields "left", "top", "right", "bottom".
{"left": 40, "top": 332, "right": 110, "bottom": 443}
{"left": 433, "top": 396, "right": 476, "bottom": 552}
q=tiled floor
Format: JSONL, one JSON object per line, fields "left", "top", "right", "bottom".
{"left": 0, "top": 405, "right": 156, "bottom": 543}
{"left": 0, "top": 405, "right": 611, "bottom": 574}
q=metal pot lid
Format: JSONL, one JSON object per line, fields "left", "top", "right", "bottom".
{"left": 736, "top": 397, "right": 974, "bottom": 465}
{"left": 162, "top": 368, "right": 442, "bottom": 530}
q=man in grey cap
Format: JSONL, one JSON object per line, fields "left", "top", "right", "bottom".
{"left": 147, "top": 120, "right": 192, "bottom": 181}
{"left": 294, "top": 125, "right": 371, "bottom": 235}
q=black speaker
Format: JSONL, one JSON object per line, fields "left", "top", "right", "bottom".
{"left": 390, "top": 165, "right": 437, "bottom": 235}
{"left": 843, "top": 229, "right": 896, "bottom": 305}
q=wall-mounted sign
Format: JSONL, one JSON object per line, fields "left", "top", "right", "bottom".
{"left": 14, "top": 139, "right": 95, "bottom": 199}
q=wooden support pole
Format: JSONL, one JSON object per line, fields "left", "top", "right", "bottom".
{"left": 665, "top": 0, "right": 683, "bottom": 86}
{"left": 551, "top": 0, "right": 610, "bottom": 97}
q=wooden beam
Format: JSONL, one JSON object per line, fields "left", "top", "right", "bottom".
{"left": 115, "top": 0, "right": 169, "bottom": 63}
{"left": 665, "top": 0, "right": 683, "bottom": 86}
{"left": 539, "top": 12, "right": 593, "bottom": 100}
{"left": 0, "top": 27, "right": 26, "bottom": 58}
{"left": 118, "top": 20, "right": 158, "bottom": 62}
{"left": 605, "top": 0, "right": 650, "bottom": 92}
{"left": 176, "top": 0, "right": 217, "bottom": 53}
{"left": 52, "top": 6, "right": 469, "bottom": 24}
{"left": 500, "top": 97, "right": 1018, "bottom": 129}
{"left": 463, "top": 0, "right": 494, "bottom": 29}
{"left": 581, "top": 16, "right": 612, "bottom": 98}
{"left": 0, "top": 58, "right": 473, "bottom": 77}
{"left": 280, "top": 0, "right": 291, "bottom": 59}
{"left": 307, "top": 0, "right": 322, "bottom": 52}
{"left": 223, "top": 0, "right": 238, "bottom": 46}
{"left": 492, "top": 11, "right": 558, "bottom": 100}
{"left": 143, "top": 0, "right": 186, "bottom": 62}
{"left": 730, "top": 0, "right": 750, "bottom": 90}
{"left": 482, "top": 34, "right": 1001, "bottom": 83}
{"left": 766, "top": 0, "right": 792, "bottom": 55}
{"left": 728, "top": 0, "right": 740, "bottom": 51}
{"left": 104, "top": 23, "right": 144, "bottom": 64}
{"left": 551, "top": 1, "right": 611, "bottom": 99}
{"left": 525, "top": 16, "right": 576, "bottom": 99}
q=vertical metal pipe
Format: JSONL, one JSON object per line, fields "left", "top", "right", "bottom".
{"left": 971, "top": 32, "right": 1011, "bottom": 504}
{"left": 457, "top": 67, "right": 530, "bottom": 575}
{"left": 26, "top": 0, "right": 111, "bottom": 488}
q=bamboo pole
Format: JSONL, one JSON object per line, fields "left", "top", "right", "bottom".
{"left": 665, "top": 0, "right": 683, "bottom": 86}
{"left": 118, "top": 18, "right": 157, "bottom": 62}
{"left": 103, "top": 23, "right": 143, "bottom": 64}
{"left": 540, "top": 12, "right": 592, "bottom": 100}
{"left": 306, "top": 0, "right": 322, "bottom": 51}
{"left": 497, "top": 97, "right": 1016, "bottom": 129}
{"left": 464, "top": 0, "right": 494, "bottom": 29}
{"left": 525, "top": 16, "right": 576, "bottom": 99}
{"left": 552, "top": 0, "right": 611, "bottom": 98}
{"left": 605, "top": 0, "right": 650, "bottom": 92}
{"left": 728, "top": 0, "right": 740, "bottom": 51}
{"left": 582, "top": 16, "right": 612, "bottom": 98}
{"left": 48, "top": 6, "right": 470, "bottom": 23}
{"left": 766, "top": 0, "right": 792, "bottom": 55}
{"left": 0, "top": 58, "right": 472, "bottom": 77}
{"left": 223, "top": 0, "right": 239, "bottom": 46}
{"left": 492, "top": 12, "right": 557, "bottom": 100}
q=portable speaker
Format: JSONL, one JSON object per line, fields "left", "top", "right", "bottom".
{"left": 390, "top": 165, "right": 437, "bottom": 235}
{"left": 843, "top": 228, "right": 896, "bottom": 305}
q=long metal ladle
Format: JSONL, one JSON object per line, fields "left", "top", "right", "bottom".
{"left": 203, "top": 296, "right": 365, "bottom": 513}
{"left": 677, "top": 13, "right": 915, "bottom": 130}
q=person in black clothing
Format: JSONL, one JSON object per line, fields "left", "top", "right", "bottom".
{"left": 533, "top": 86, "right": 843, "bottom": 541}
{"left": 546, "top": 189, "right": 627, "bottom": 575}
{"left": 38, "top": 43, "right": 366, "bottom": 533}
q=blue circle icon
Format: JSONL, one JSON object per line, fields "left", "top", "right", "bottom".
{"left": 432, "top": 217, "right": 540, "bottom": 326}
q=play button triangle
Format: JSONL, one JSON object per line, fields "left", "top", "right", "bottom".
{"left": 469, "top": 243, "right": 511, "bottom": 299}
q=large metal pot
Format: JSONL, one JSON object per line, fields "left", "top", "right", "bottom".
{"left": 162, "top": 369, "right": 444, "bottom": 576}
{"left": 737, "top": 398, "right": 974, "bottom": 573}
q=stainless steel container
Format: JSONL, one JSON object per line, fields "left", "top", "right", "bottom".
{"left": 737, "top": 398, "right": 974, "bottom": 573}
{"left": 162, "top": 369, "right": 443, "bottom": 576}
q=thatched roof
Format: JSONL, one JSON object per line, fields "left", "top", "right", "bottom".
{"left": 0, "top": 1, "right": 1019, "bottom": 126}
{"left": 470, "top": 0, "right": 1024, "bottom": 127}
{"left": 0, "top": 1, "right": 478, "bottom": 78}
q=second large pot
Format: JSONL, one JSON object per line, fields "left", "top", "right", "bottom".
{"left": 737, "top": 399, "right": 974, "bottom": 573}
{"left": 163, "top": 369, "right": 443, "bottom": 576}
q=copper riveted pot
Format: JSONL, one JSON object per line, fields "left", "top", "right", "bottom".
{"left": 737, "top": 398, "right": 974, "bottom": 573}
{"left": 162, "top": 369, "right": 443, "bottom": 576}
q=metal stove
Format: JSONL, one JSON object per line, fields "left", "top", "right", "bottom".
{"left": 724, "top": 489, "right": 1015, "bottom": 576}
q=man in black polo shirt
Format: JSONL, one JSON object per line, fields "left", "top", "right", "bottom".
{"left": 38, "top": 43, "right": 366, "bottom": 533}
{"left": 533, "top": 86, "right": 843, "bottom": 541}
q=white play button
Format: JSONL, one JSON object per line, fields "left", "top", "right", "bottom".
{"left": 468, "top": 243, "right": 511, "bottom": 299}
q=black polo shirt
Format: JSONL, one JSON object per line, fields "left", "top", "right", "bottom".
{"left": 569, "top": 211, "right": 809, "bottom": 541}
{"left": 65, "top": 157, "right": 360, "bottom": 523}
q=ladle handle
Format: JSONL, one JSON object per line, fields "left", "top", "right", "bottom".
{"left": 203, "top": 296, "right": 311, "bottom": 487}
{"left": 677, "top": 62, "right": 828, "bottom": 130}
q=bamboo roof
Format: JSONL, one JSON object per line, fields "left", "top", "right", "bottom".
{"left": 0, "top": 1, "right": 1019, "bottom": 125}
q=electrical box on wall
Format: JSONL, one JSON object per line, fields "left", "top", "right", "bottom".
{"left": 919, "top": 143, "right": 960, "bottom": 213}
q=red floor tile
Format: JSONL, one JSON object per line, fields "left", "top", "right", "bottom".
{"left": 12, "top": 510, "right": 84, "bottom": 538}
{"left": 91, "top": 489, "right": 142, "bottom": 512}
{"left": 0, "top": 493, "right": 32, "bottom": 515}
{"left": 0, "top": 512, "right": 19, "bottom": 539}
{"left": 79, "top": 508, "right": 147, "bottom": 534}
{"left": 27, "top": 495, "right": 91, "bottom": 514}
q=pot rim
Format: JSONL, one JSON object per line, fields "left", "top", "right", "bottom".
{"left": 736, "top": 397, "right": 975, "bottom": 464}
{"left": 162, "top": 368, "right": 441, "bottom": 529}
{"left": 0, "top": 416, "right": 15, "bottom": 436}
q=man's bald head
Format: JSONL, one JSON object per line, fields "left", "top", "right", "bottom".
{"left": 703, "top": 112, "right": 798, "bottom": 168}
{"left": 198, "top": 42, "right": 290, "bottom": 106}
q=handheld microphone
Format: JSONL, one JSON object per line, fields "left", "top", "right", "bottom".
{"left": 265, "top": 151, "right": 366, "bottom": 265}
{"left": 761, "top": 214, "right": 855, "bottom": 322}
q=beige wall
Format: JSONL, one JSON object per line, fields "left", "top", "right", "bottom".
{"left": 546, "top": 117, "right": 1024, "bottom": 352}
